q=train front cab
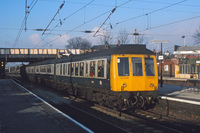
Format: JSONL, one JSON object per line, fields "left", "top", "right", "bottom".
{"left": 110, "top": 54, "right": 158, "bottom": 107}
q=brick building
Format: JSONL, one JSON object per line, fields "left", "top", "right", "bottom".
{"left": 157, "top": 58, "right": 178, "bottom": 77}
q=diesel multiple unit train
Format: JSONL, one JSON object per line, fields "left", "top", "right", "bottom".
{"left": 21, "top": 45, "right": 158, "bottom": 110}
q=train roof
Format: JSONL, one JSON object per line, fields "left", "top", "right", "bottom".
{"left": 29, "top": 44, "right": 155, "bottom": 66}
{"left": 70, "top": 44, "right": 154, "bottom": 58}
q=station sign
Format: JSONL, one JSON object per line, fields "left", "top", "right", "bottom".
{"left": 158, "top": 55, "right": 164, "bottom": 60}
{"left": 196, "top": 61, "right": 200, "bottom": 64}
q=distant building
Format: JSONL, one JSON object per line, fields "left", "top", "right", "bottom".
{"left": 173, "top": 45, "right": 200, "bottom": 79}
{"left": 157, "top": 58, "right": 178, "bottom": 78}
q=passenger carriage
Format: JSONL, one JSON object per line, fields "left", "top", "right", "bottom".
{"left": 22, "top": 44, "right": 158, "bottom": 110}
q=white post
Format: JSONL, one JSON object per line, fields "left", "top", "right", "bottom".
{"left": 184, "top": 37, "right": 186, "bottom": 47}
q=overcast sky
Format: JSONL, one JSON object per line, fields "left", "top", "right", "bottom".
{"left": 0, "top": 0, "right": 200, "bottom": 52}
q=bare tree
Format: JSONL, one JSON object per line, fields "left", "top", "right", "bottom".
{"left": 117, "top": 29, "right": 129, "bottom": 44}
{"left": 98, "top": 31, "right": 112, "bottom": 45}
{"left": 66, "top": 36, "right": 92, "bottom": 49}
{"left": 193, "top": 26, "right": 200, "bottom": 44}
{"left": 138, "top": 34, "right": 146, "bottom": 44}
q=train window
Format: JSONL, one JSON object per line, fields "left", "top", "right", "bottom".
{"left": 118, "top": 57, "right": 129, "bottom": 76}
{"left": 145, "top": 58, "right": 155, "bottom": 76}
{"left": 75, "top": 63, "right": 79, "bottom": 76}
{"left": 90, "top": 61, "right": 96, "bottom": 77}
{"left": 85, "top": 62, "right": 89, "bottom": 76}
{"left": 36, "top": 66, "right": 39, "bottom": 73}
{"left": 65, "top": 64, "right": 68, "bottom": 75}
{"left": 60, "top": 64, "right": 62, "bottom": 75}
{"left": 132, "top": 57, "right": 143, "bottom": 76}
{"left": 27, "top": 67, "right": 29, "bottom": 73}
{"left": 67, "top": 64, "right": 71, "bottom": 76}
{"left": 98, "top": 60, "right": 104, "bottom": 77}
{"left": 40, "top": 66, "right": 46, "bottom": 73}
{"left": 80, "top": 62, "right": 84, "bottom": 76}
{"left": 63, "top": 64, "right": 65, "bottom": 75}
{"left": 47, "top": 65, "right": 51, "bottom": 73}
{"left": 71, "top": 63, "right": 74, "bottom": 76}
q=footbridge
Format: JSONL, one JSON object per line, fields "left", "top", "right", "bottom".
{"left": 0, "top": 48, "right": 83, "bottom": 77}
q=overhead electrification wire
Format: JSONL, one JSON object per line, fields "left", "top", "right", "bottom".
{"left": 12, "top": 19, "right": 25, "bottom": 48}
{"left": 93, "top": 7, "right": 116, "bottom": 37}
{"left": 139, "top": 15, "right": 200, "bottom": 32}
{"left": 29, "top": 0, "right": 36, "bottom": 7}
{"left": 12, "top": 0, "right": 38, "bottom": 48}
{"left": 45, "top": 0, "right": 95, "bottom": 36}
{"left": 42, "top": 1, "right": 65, "bottom": 35}
{"left": 39, "top": 0, "right": 95, "bottom": 48}
{"left": 63, "top": 0, "right": 95, "bottom": 23}
{"left": 66, "top": 0, "right": 133, "bottom": 34}
{"left": 29, "top": 0, "right": 39, "bottom": 12}
{"left": 40, "top": 0, "right": 133, "bottom": 46}
{"left": 44, "top": 9, "right": 112, "bottom": 45}
{"left": 115, "top": 0, "right": 187, "bottom": 26}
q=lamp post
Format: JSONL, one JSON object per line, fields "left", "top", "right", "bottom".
{"left": 182, "top": 35, "right": 186, "bottom": 46}
{"left": 133, "top": 29, "right": 139, "bottom": 44}
{"left": 151, "top": 40, "right": 170, "bottom": 87}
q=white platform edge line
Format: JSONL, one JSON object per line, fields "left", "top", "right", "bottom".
{"left": 12, "top": 79, "right": 94, "bottom": 133}
{"left": 159, "top": 96, "right": 200, "bottom": 106}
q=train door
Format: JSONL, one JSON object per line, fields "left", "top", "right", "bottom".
{"left": 144, "top": 57, "right": 158, "bottom": 91}
{"left": 116, "top": 57, "right": 131, "bottom": 91}
{"left": 131, "top": 57, "right": 145, "bottom": 91}
{"left": 110, "top": 55, "right": 132, "bottom": 91}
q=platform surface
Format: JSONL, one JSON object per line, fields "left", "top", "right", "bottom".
{"left": 0, "top": 79, "right": 90, "bottom": 133}
{"left": 159, "top": 83, "right": 200, "bottom": 103}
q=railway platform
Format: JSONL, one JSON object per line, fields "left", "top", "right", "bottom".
{"left": 159, "top": 77, "right": 200, "bottom": 105}
{"left": 0, "top": 79, "right": 92, "bottom": 133}
{"left": 155, "top": 78, "right": 200, "bottom": 123}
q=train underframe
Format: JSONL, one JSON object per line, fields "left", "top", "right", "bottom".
{"left": 29, "top": 77, "right": 158, "bottom": 111}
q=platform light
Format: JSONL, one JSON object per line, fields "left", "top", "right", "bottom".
{"left": 151, "top": 40, "right": 170, "bottom": 87}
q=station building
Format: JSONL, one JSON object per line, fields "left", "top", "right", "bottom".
{"left": 173, "top": 45, "right": 200, "bottom": 79}
{"left": 153, "top": 45, "right": 200, "bottom": 79}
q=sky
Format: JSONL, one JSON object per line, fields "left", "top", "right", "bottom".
{"left": 0, "top": 0, "right": 200, "bottom": 53}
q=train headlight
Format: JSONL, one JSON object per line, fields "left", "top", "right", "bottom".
{"left": 150, "top": 83, "right": 154, "bottom": 87}
{"left": 123, "top": 83, "right": 127, "bottom": 88}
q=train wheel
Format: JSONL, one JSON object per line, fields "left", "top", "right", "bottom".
{"left": 73, "top": 88, "right": 78, "bottom": 97}
{"left": 137, "top": 96, "right": 145, "bottom": 108}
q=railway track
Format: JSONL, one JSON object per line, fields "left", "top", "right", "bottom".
{"left": 91, "top": 103, "right": 200, "bottom": 133}
{"left": 9, "top": 76, "right": 200, "bottom": 132}
{"left": 132, "top": 109, "right": 200, "bottom": 132}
